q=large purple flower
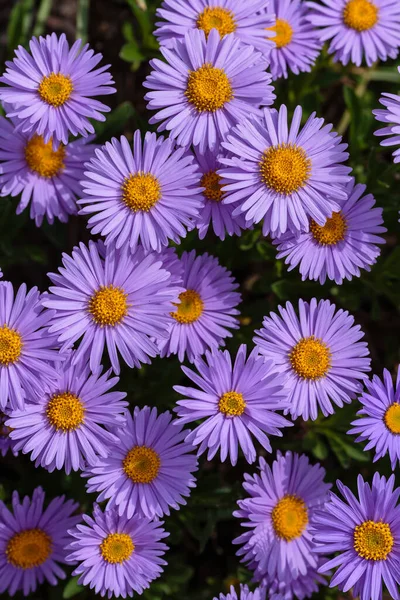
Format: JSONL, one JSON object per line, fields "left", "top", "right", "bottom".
{"left": 374, "top": 76, "right": 400, "bottom": 164}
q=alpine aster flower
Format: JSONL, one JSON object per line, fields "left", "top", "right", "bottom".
{"left": 254, "top": 298, "right": 371, "bottom": 420}
{"left": 0, "top": 487, "right": 79, "bottom": 597}
{"left": 157, "top": 250, "right": 241, "bottom": 363}
{"left": 314, "top": 473, "right": 400, "bottom": 600}
{"left": 144, "top": 29, "right": 275, "bottom": 152}
{"left": 0, "top": 33, "right": 115, "bottom": 145}
{"left": 79, "top": 132, "right": 204, "bottom": 253}
{"left": 374, "top": 77, "right": 400, "bottom": 164}
{"left": 220, "top": 105, "right": 351, "bottom": 237}
{"left": 0, "top": 410, "right": 18, "bottom": 457}
{"left": 66, "top": 505, "right": 168, "bottom": 598}
{"left": 273, "top": 178, "right": 386, "bottom": 285}
{"left": 215, "top": 584, "right": 265, "bottom": 600}
{"left": 174, "top": 344, "right": 291, "bottom": 465}
{"left": 84, "top": 406, "right": 198, "bottom": 519}
{"left": 307, "top": 0, "right": 400, "bottom": 67}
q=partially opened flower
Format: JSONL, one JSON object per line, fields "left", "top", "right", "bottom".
{"left": 144, "top": 29, "right": 274, "bottom": 152}
{"left": 0, "top": 33, "right": 115, "bottom": 145}
{"left": 0, "top": 487, "right": 79, "bottom": 597}
{"left": 374, "top": 77, "right": 400, "bottom": 164}
{"left": 215, "top": 584, "right": 265, "bottom": 600}
{"left": 0, "top": 410, "right": 18, "bottom": 457}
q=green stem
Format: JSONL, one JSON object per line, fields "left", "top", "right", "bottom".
{"left": 76, "top": 0, "right": 90, "bottom": 43}
{"left": 337, "top": 69, "right": 373, "bottom": 136}
{"left": 32, "top": 0, "right": 53, "bottom": 37}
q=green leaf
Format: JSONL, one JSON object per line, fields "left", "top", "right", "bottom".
{"left": 120, "top": 41, "right": 145, "bottom": 64}
{"left": 63, "top": 576, "right": 84, "bottom": 599}
{"left": 93, "top": 102, "right": 135, "bottom": 142}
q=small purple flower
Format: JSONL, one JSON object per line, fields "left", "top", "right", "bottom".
{"left": 0, "top": 33, "right": 115, "bottom": 146}
{"left": 79, "top": 132, "right": 204, "bottom": 253}
{"left": 215, "top": 584, "right": 266, "bottom": 600}
{"left": 274, "top": 178, "right": 386, "bottom": 285}
{"left": 374, "top": 76, "right": 400, "bottom": 164}
{"left": 254, "top": 298, "right": 371, "bottom": 420}
{"left": 66, "top": 505, "right": 168, "bottom": 599}
{"left": 157, "top": 250, "right": 241, "bottom": 363}
{"left": 220, "top": 105, "right": 351, "bottom": 237}
{"left": 314, "top": 473, "right": 400, "bottom": 600}
{"left": 84, "top": 406, "right": 198, "bottom": 519}
{"left": 0, "top": 410, "right": 18, "bottom": 457}
{"left": 307, "top": 0, "right": 400, "bottom": 67}
{"left": 0, "top": 487, "right": 79, "bottom": 597}
{"left": 349, "top": 368, "right": 400, "bottom": 470}
{"left": 144, "top": 29, "right": 275, "bottom": 153}
{"left": 266, "top": 560, "right": 327, "bottom": 600}
{"left": 174, "top": 344, "right": 292, "bottom": 465}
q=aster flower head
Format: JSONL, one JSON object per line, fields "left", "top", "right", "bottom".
{"left": 314, "top": 473, "right": 400, "bottom": 600}
{"left": 267, "top": 560, "right": 327, "bottom": 600}
{"left": 307, "top": 0, "right": 400, "bottom": 67}
{"left": 254, "top": 298, "right": 371, "bottom": 420}
{"left": 220, "top": 105, "right": 351, "bottom": 238}
{"left": 0, "top": 487, "right": 79, "bottom": 597}
{"left": 174, "top": 344, "right": 292, "bottom": 465}
{"left": 84, "top": 405, "right": 198, "bottom": 519}
{"left": 158, "top": 250, "right": 241, "bottom": 363}
{"left": 374, "top": 77, "right": 400, "bottom": 164}
{"left": 215, "top": 583, "right": 265, "bottom": 600}
{"left": 274, "top": 178, "right": 386, "bottom": 285}
{"left": 79, "top": 132, "right": 204, "bottom": 253}
{"left": 0, "top": 33, "right": 115, "bottom": 146}
{"left": 349, "top": 368, "right": 400, "bottom": 470}
{"left": 66, "top": 505, "right": 168, "bottom": 599}
{"left": 144, "top": 29, "right": 275, "bottom": 153}
{"left": 0, "top": 410, "right": 18, "bottom": 457}
{"left": 43, "top": 241, "right": 181, "bottom": 375}
{"left": 234, "top": 452, "right": 331, "bottom": 582}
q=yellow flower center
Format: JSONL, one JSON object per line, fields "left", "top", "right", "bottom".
{"left": 354, "top": 521, "right": 394, "bottom": 560}
{"left": 201, "top": 170, "right": 225, "bottom": 202}
{"left": 123, "top": 445, "right": 161, "bottom": 484}
{"left": 260, "top": 143, "right": 311, "bottom": 196}
{"left": 171, "top": 290, "right": 204, "bottom": 324}
{"left": 0, "top": 326, "right": 22, "bottom": 366}
{"left": 89, "top": 285, "right": 128, "bottom": 327}
{"left": 38, "top": 73, "right": 73, "bottom": 107}
{"left": 310, "top": 212, "right": 347, "bottom": 245}
{"left": 384, "top": 403, "right": 400, "bottom": 434}
{"left": 24, "top": 135, "right": 65, "bottom": 178}
{"left": 186, "top": 63, "right": 233, "bottom": 112}
{"left": 6, "top": 528, "right": 52, "bottom": 569}
{"left": 122, "top": 172, "right": 161, "bottom": 212}
{"left": 100, "top": 533, "right": 134, "bottom": 564}
{"left": 218, "top": 391, "right": 246, "bottom": 416}
{"left": 46, "top": 392, "right": 85, "bottom": 431}
{"left": 271, "top": 495, "right": 308, "bottom": 541}
{"left": 267, "top": 18, "right": 294, "bottom": 48}
{"left": 197, "top": 6, "right": 237, "bottom": 38}
{"left": 290, "top": 336, "right": 331, "bottom": 380}
{"left": 343, "top": 0, "right": 379, "bottom": 31}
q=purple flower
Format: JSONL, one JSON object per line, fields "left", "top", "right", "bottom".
{"left": 254, "top": 298, "right": 371, "bottom": 420}
{"left": 0, "top": 115, "right": 96, "bottom": 226}
{"left": 84, "top": 406, "right": 198, "bottom": 519}
{"left": 0, "top": 410, "right": 18, "bottom": 457}
{"left": 157, "top": 250, "right": 241, "bottom": 363}
{"left": 0, "top": 281, "right": 60, "bottom": 411}
{"left": 0, "top": 487, "right": 79, "bottom": 597}
{"left": 314, "top": 473, "right": 400, "bottom": 600}
{"left": 348, "top": 368, "right": 400, "bottom": 470}
{"left": 79, "top": 132, "right": 204, "bottom": 253}
{"left": 306, "top": 0, "right": 400, "bottom": 67}
{"left": 174, "top": 344, "right": 291, "bottom": 465}
{"left": 144, "top": 29, "right": 275, "bottom": 153}
{"left": 154, "top": 0, "right": 275, "bottom": 58}
{"left": 215, "top": 584, "right": 266, "bottom": 600}
{"left": 374, "top": 76, "right": 400, "bottom": 164}
{"left": 273, "top": 178, "right": 386, "bottom": 285}
{"left": 266, "top": 560, "right": 327, "bottom": 600}
{"left": 0, "top": 33, "right": 115, "bottom": 146}
{"left": 43, "top": 241, "right": 180, "bottom": 375}
{"left": 234, "top": 452, "right": 331, "bottom": 583}
{"left": 267, "top": 0, "right": 322, "bottom": 79}
{"left": 220, "top": 105, "right": 351, "bottom": 237}
{"left": 66, "top": 505, "right": 168, "bottom": 599}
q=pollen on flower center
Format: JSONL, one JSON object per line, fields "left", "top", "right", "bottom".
{"left": 290, "top": 336, "right": 331, "bottom": 380}
{"left": 100, "top": 533, "right": 134, "bottom": 564}
{"left": 171, "top": 290, "right": 204, "bottom": 324}
{"left": 123, "top": 445, "right": 161, "bottom": 484}
{"left": 38, "top": 73, "right": 73, "bottom": 107}
{"left": 122, "top": 172, "right": 161, "bottom": 212}
{"left": 0, "top": 325, "right": 22, "bottom": 366}
{"left": 25, "top": 135, "right": 65, "bottom": 178}
{"left": 384, "top": 403, "right": 400, "bottom": 434}
{"left": 354, "top": 521, "right": 394, "bottom": 560}
{"left": 46, "top": 392, "right": 85, "bottom": 431}
{"left": 218, "top": 391, "right": 246, "bottom": 416}
{"left": 196, "top": 6, "right": 237, "bottom": 38}
{"left": 272, "top": 495, "right": 308, "bottom": 541}
{"left": 267, "top": 18, "right": 294, "bottom": 48}
{"left": 186, "top": 63, "right": 233, "bottom": 112}
{"left": 310, "top": 212, "right": 347, "bottom": 245}
{"left": 6, "top": 528, "right": 52, "bottom": 569}
{"left": 343, "top": 0, "right": 379, "bottom": 32}
{"left": 201, "top": 170, "right": 225, "bottom": 202}
{"left": 260, "top": 143, "right": 311, "bottom": 195}
{"left": 89, "top": 285, "right": 128, "bottom": 326}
